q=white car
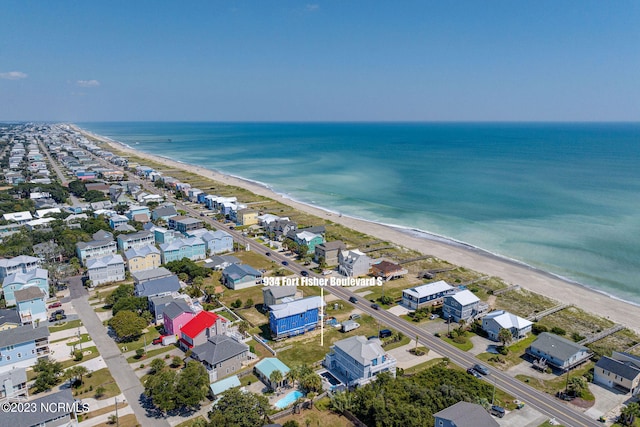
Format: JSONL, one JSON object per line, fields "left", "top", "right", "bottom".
{"left": 429, "top": 313, "right": 439, "bottom": 320}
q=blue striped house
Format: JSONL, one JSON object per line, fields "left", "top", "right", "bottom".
{"left": 269, "top": 296, "right": 324, "bottom": 340}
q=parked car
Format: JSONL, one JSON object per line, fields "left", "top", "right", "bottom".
{"left": 48, "top": 302, "right": 62, "bottom": 309}
{"left": 371, "top": 303, "right": 380, "bottom": 310}
{"left": 152, "top": 337, "right": 164, "bottom": 345}
{"left": 474, "top": 364, "right": 490, "bottom": 375}
{"left": 52, "top": 309, "right": 65, "bottom": 316}
{"left": 49, "top": 314, "right": 67, "bottom": 322}
{"left": 379, "top": 329, "right": 392, "bottom": 338}
{"left": 349, "top": 296, "right": 358, "bottom": 304}
{"left": 349, "top": 313, "right": 361, "bottom": 320}
{"left": 466, "top": 368, "right": 482, "bottom": 378}
{"left": 490, "top": 405, "right": 505, "bottom": 418}
{"left": 429, "top": 313, "right": 439, "bottom": 320}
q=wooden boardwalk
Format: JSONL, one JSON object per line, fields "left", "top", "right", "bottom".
{"left": 527, "top": 303, "right": 571, "bottom": 322}
{"left": 578, "top": 325, "right": 625, "bottom": 345}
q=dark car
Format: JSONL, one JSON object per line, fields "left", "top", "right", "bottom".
{"left": 282, "top": 261, "right": 289, "bottom": 266}
{"left": 349, "top": 296, "right": 358, "bottom": 304}
{"left": 371, "top": 303, "right": 380, "bottom": 310}
{"left": 52, "top": 309, "right": 65, "bottom": 316}
{"left": 48, "top": 302, "right": 62, "bottom": 309}
{"left": 50, "top": 314, "right": 67, "bottom": 322}
{"left": 490, "top": 405, "right": 505, "bottom": 418}
{"left": 152, "top": 337, "right": 164, "bottom": 345}
{"left": 265, "top": 252, "right": 271, "bottom": 256}
{"left": 474, "top": 364, "right": 490, "bottom": 375}
{"left": 379, "top": 329, "right": 392, "bottom": 338}
{"left": 466, "top": 368, "right": 482, "bottom": 378}
{"left": 301, "top": 270, "right": 309, "bottom": 277}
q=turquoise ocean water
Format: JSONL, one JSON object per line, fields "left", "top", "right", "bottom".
{"left": 78, "top": 122, "right": 640, "bottom": 305}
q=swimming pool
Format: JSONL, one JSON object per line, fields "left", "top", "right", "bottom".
{"left": 274, "top": 390, "right": 304, "bottom": 409}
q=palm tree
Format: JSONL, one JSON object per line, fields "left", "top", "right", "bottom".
{"left": 285, "top": 366, "right": 299, "bottom": 387}
{"left": 269, "top": 369, "right": 283, "bottom": 392}
{"left": 498, "top": 328, "right": 513, "bottom": 346}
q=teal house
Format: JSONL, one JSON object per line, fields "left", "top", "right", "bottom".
{"left": 159, "top": 237, "right": 206, "bottom": 263}
{"left": 254, "top": 358, "right": 290, "bottom": 390}
{"left": 2, "top": 269, "right": 49, "bottom": 307}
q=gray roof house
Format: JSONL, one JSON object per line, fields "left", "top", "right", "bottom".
{"left": 189, "top": 335, "right": 251, "bottom": 382}
{"left": 594, "top": 351, "right": 640, "bottom": 395}
{"left": 204, "top": 255, "right": 241, "bottom": 271}
{"left": 433, "top": 401, "right": 499, "bottom": 427}
{"left": 0, "top": 367, "right": 28, "bottom": 399}
{"left": 262, "top": 285, "right": 299, "bottom": 307}
{"left": 132, "top": 267, "right": 174, "bottom": 284}
{"left": 134, "top": 275, "right": 181, "bottom": 298}
{"left": 222, "top": 264, "right": 262, "bottom": 290}
{"left": 149, "top": 294, "right": 175, "bottom": 323}
{"left": 527, "top": 332, "right": 592, "bottom": 371}
{"left": 1, "top": 388, "right": 76, "bottom": 427}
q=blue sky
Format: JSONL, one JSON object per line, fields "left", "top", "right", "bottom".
{"left": 1, "top": 1, "right": 638, "bottom": 121}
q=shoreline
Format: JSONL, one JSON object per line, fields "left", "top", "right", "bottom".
{"left": 75, "top": 125, "right": 640, "bottom": 334}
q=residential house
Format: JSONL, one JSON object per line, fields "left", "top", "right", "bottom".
{"left": 132, "top": 267, "right": 173, "bottom": 285}
{"left": 152, "top": 226, "right": 180, "bottom": 244}
{"left": 1, "top": 389, "right": 76, "bottom": 427}
{"left": 221, "top": 264, "right": 262, "bottom": 290}
{"left": 257, "top": 214, "right": 280, "bottom": 226}
{"left": 189, "top": 334, "right": 250, "bottom": 382}
{"left": 0, "top": 324, "right": 49, "bottom": 373}
{"left": 442, "top": 290, "right": 480, "bottom": 323}
{"left": 209, "top": 375, "right": 241, "bottom": 398}
{"left": 0, "top": 255, "right": 41, "bottom": 280}
{"left": 482, "top": 310, "right": 533, "bottom": 342}
{"left": 151, "top": 205, "right": 178, "bottom": 222}
{"left": 0, "top": 309, "right": 21, "bottom": 331}
{"left": 160, "top": 237, "right": 206, "bottom": 263}
{"left": 338, "top": 249, "right": 372, "bottom": 277}
{"left": 2, "top": 211, "right": 33, "bottom": 224}
{"left": 269, "top": 296, "right": 324, "bottom": 340}
{"left": 86, "top": 254, "right": 125, "bottom": 286}
{"left": 594, "top": 351, "right": 640, "bottom": 395}
{"left": 117, "top": 230, "right": 155, "bottom": 251}
{"left": 526, "top": 332, "right": 592, "bottom": 371}
{"left": 134, "top": 275, "right": 181, "bottom": 298}
{"left": 323, "top": 335, "right": 396, "bottom": 388}
{"left": 433, "top": 401, "right": 499, "bottom": 427}
{"left": 76, "top": 238, "right": 117, "bottom": 266}
{"left": 2, "top": 269, "right": 49, "bottom": 307}
{"left": 125, "top": 205, "right": 150, "bottom": 221}
{"left": 263, "top": 286, "right": 298, "bottom": 307}
{"left": 287, "top": 230, "right": 325, "bottom": 254}
{"left": 0, "top": 367, "right": 28, "bottom": 399}
{"left": 371, "top": 261, "right": 408, "bottom": 281}
{"left": 265, "top": 218, "right": 297, "bottom": 239}
{"left": 186, "top": 229, "right": 234, "bottom": 255}
{"left": 314, "top": 241, "right": 346, "bottom": 266}
{"left": 401, "top": 280, "right": 455, "bottom": 310}
{"left": 124, "top": 245, "right": 161, "bottom": 273}
{"left": 163, "top": 300, "right": 196, "bottom": 336}
{"left": 148, "top": 295, "right": 175, "bottom": 323}
{"left": 15, "top": 287, "right": 47, "bottom": 325}
{"left": 255, "top": 357, "right": 290, "bottom": 390}
{"left": 108, "top": 214, "right": 130, "bottom": 230}
{"left": 204, "top": 255, "right": 240, "bottom": 271}
{"left": 168, "top": 216, "right": 204, "bottom": 233}
{"left": 179, "top": 311, "right": 228, "bottom": 350}
{"left": 236, "top": 208, "right": 258, "bottom": 226}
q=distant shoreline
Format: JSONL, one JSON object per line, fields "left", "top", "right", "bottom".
{"left": 74, "top": 124, "right": 640, "bottom": 334}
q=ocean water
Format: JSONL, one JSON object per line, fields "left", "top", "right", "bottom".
{"left": 78, "top": 122, "right": 640, "bottom": 304}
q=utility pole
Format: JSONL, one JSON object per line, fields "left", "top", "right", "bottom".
{"left": 115, "top": 397, "right": 119, "bottom": 427}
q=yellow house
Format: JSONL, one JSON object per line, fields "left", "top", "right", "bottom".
{"left": 124, "top": 246, "right": 161, "bottom": 273}
{"left": 237, "top": 209, "right": 258, "bottom": 226}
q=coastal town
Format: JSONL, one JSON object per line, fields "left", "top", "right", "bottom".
{"left": 1, "top": 122, "right": 640, "bottom": 427}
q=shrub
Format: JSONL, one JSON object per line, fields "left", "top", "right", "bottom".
{"left": 95, "top": 386, "right": 106, "bottom": 398}
{"left": 74, "top": 350, "right": 83, "bottom": 361}
{"left": 532, "top": 324, "right": 548, "bottom": 335}
{"left": 136, "top": 348, "right": 145, "bottom": 358}
{"left": 551, "top": 326, "right": 566, "bottom": 335}
{"left": 497, "top": 346, "right": 509, "bottom": 355}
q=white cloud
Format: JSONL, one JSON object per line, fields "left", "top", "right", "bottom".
{"left": 77, "top": 79, "right": 101, "bottom": 87}
{"left": 0, "top": 71, "right": 28, "bottom": 80}
{"left": 306, "top": 4, "right": 319, "bottom": 12}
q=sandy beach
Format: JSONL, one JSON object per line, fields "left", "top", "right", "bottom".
{"left": 79, "top": 127, "right": 640, "bottom": 335}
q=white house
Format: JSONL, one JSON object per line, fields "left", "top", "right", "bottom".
{"left": 481, "top": 310, "right": 533, "bottom": 342}
{"left": 338, "top": 249, "right": 372, "bottom": 277}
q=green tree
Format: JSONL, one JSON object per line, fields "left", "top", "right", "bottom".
{"left": 498, "top": 328, "right": 513, "bottom": 346}
{"left": 567, "top": 376, "right": 588, "bottom": 397}
{"left": 108, "top": 310, "right": 147, "bottom": 341}
{"left": 245, "top": 298, "right": 254, "bottom": 308}
{"left": 171, "top": 356, "right": 183, "bottom": 368}
{"left": 299, "top": 372, "right": 322, "bottom": 394}
{"left": 175, "top": 361, "right": 209, "bottom": 409}
{"left": 112, "top": 295, "right": 147, "bottom": 316}
{"left": 286, "top": 365, "right": 300, "bottom": 387}
{"left": 207, "top": 388, "right": 269, "bottom": 427}
{"left": 150, "top": 358, "right": 166, "bottom": 374}
{"left": 144, "top": 369, "right": 177, "bottom": 413}
{"left": 33, "top": 358, "right": 63, "bottom": 392}
{"left": 269, "top": 369, "right": 283, "bottom": 391}
{"left": 620, "top": 402, "right": 640, "bottom": 426}
{"left": 84, "top": 190, "right": 108, "bottom": 202}
{"left": 105, "top": 284, "right": 135, "bottom": 307}
{"left": 64, "top": 365, "right": 89, "bottom": 387}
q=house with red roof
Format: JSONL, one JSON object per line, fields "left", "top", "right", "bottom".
{"left": 179, "top": 311, "right": 228, "bottom": 350}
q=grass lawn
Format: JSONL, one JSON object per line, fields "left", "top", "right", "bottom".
{"left": 476, "top": 335, "right": 537, "bottom": 371}
{"left": 403, "top": 358, "right": 445, "bottom": 375}
{"left": 240, "top": 373, "right": 259, "bottom": 387}
{"left": 247, "top": 338, "right": 274, "bottom": 359}
{"left": 66, "top": 333, "right": 92, "bottom": 347}
{"left": 117, "top": 326, "right": 163, "bottom": 353}
{"left": 126, "top": 344, "right": 176, "bottom": 363}
{"left": 70, "top": 367, "right": 120, "bottom": 400}
{"left": 79, "top": 402, "right": 128, "bottom": 422}
{"left": 276, "top": 407, "right": 354, "bottom": 427}
{"left": 234, "top": 251, "right": 277, "bottom": 270}
{"left": 60, "top": 346, "right": 100, "bottom": 369}
{"left": 174, "top": 416, "right": 207, "bottom": 427}
{"left": 93, "top": 414, "right": 138, "bottom": 427}
{"left": 539, "top": 422, "right": 566, "bottom": 427}
{"left": 442, "top": 334, "right": 474, "bottom": 352}
{"left": 515, "top": 362, "right": 595, "bottom": 398}
{"left": 48, "top": 319, "right": 83, "bottom": 333}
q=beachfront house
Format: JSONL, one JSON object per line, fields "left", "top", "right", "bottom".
{"left": 162, "top": 300, "right": 196, "bottom": 336}
{"left": 482, "top": 310, "right": 533, "bottom": 342}
{"left": 401, "top": 280, "right": 455, "bottom": 310}
{"left": 255, "top": 357, "right": 290, "bottom": 390}
{"left": 15, "top": 287, "right": 47, "bottom": 325}
{"left": 159, "top": 237, "right": 207, "bottom": 263}
{"left": 287, "top": 230, "right": 325, "bottom": 254}
{"left": 526, "top": 332, "right": 592, "bottom": 371}
{"left": 338, "top": 249, "right": 372, "bottom": 277}
{"left": 221, "top": 264, "right": 262, "bottom": 290}
{"left": 2, "top": 269, "right": 49, "bottom": 307}
{"left": 0, "top": 324, "right": 50, "bottom": 373}
{"left": 189, "top": 335, "right": 251, "bottom": 382}
{"left": 86, "top": 254, "right": 126, "bottom": 286}
{"left": 433, "top": 401, "right": 499, "bottom": 427}
{"left": 594, "top": 352, "right": 640, "bottom": 395}
{"left": 269, "top": 296, "right": 324, "bottom": 340}
{"left": 124, "top": 245, "right": 162, "bottom": 273}
{"left": 323, "top": 335, "right": 396, "bottom": 388}
{"left": 116, "top": 230, "right": 155, "bottom": 251}
{"left": 179, "top": 311, "right": 228, "bottom": 350}
{"left": 265, "top": 218, "right": 297, "bottom": 239}
{"left": 0, "top": 256, "right": 41, "bottom": 281}
{"left": 371, "top": 260, "right": 408, "bottom": 281}
{"left": 314, "top": 241, "right": 346, "bottom": 266}
{"left": 236, "top": 208, "right": 258, "bottom": 226}
{"left": 442, "top": 290, "right": 480, "bottom": 323}
{"left": 262, "top": 286, "right": 299, "bottom": 307}
{"left": 168, "top": 216, "right": 204, "bottom": 233}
